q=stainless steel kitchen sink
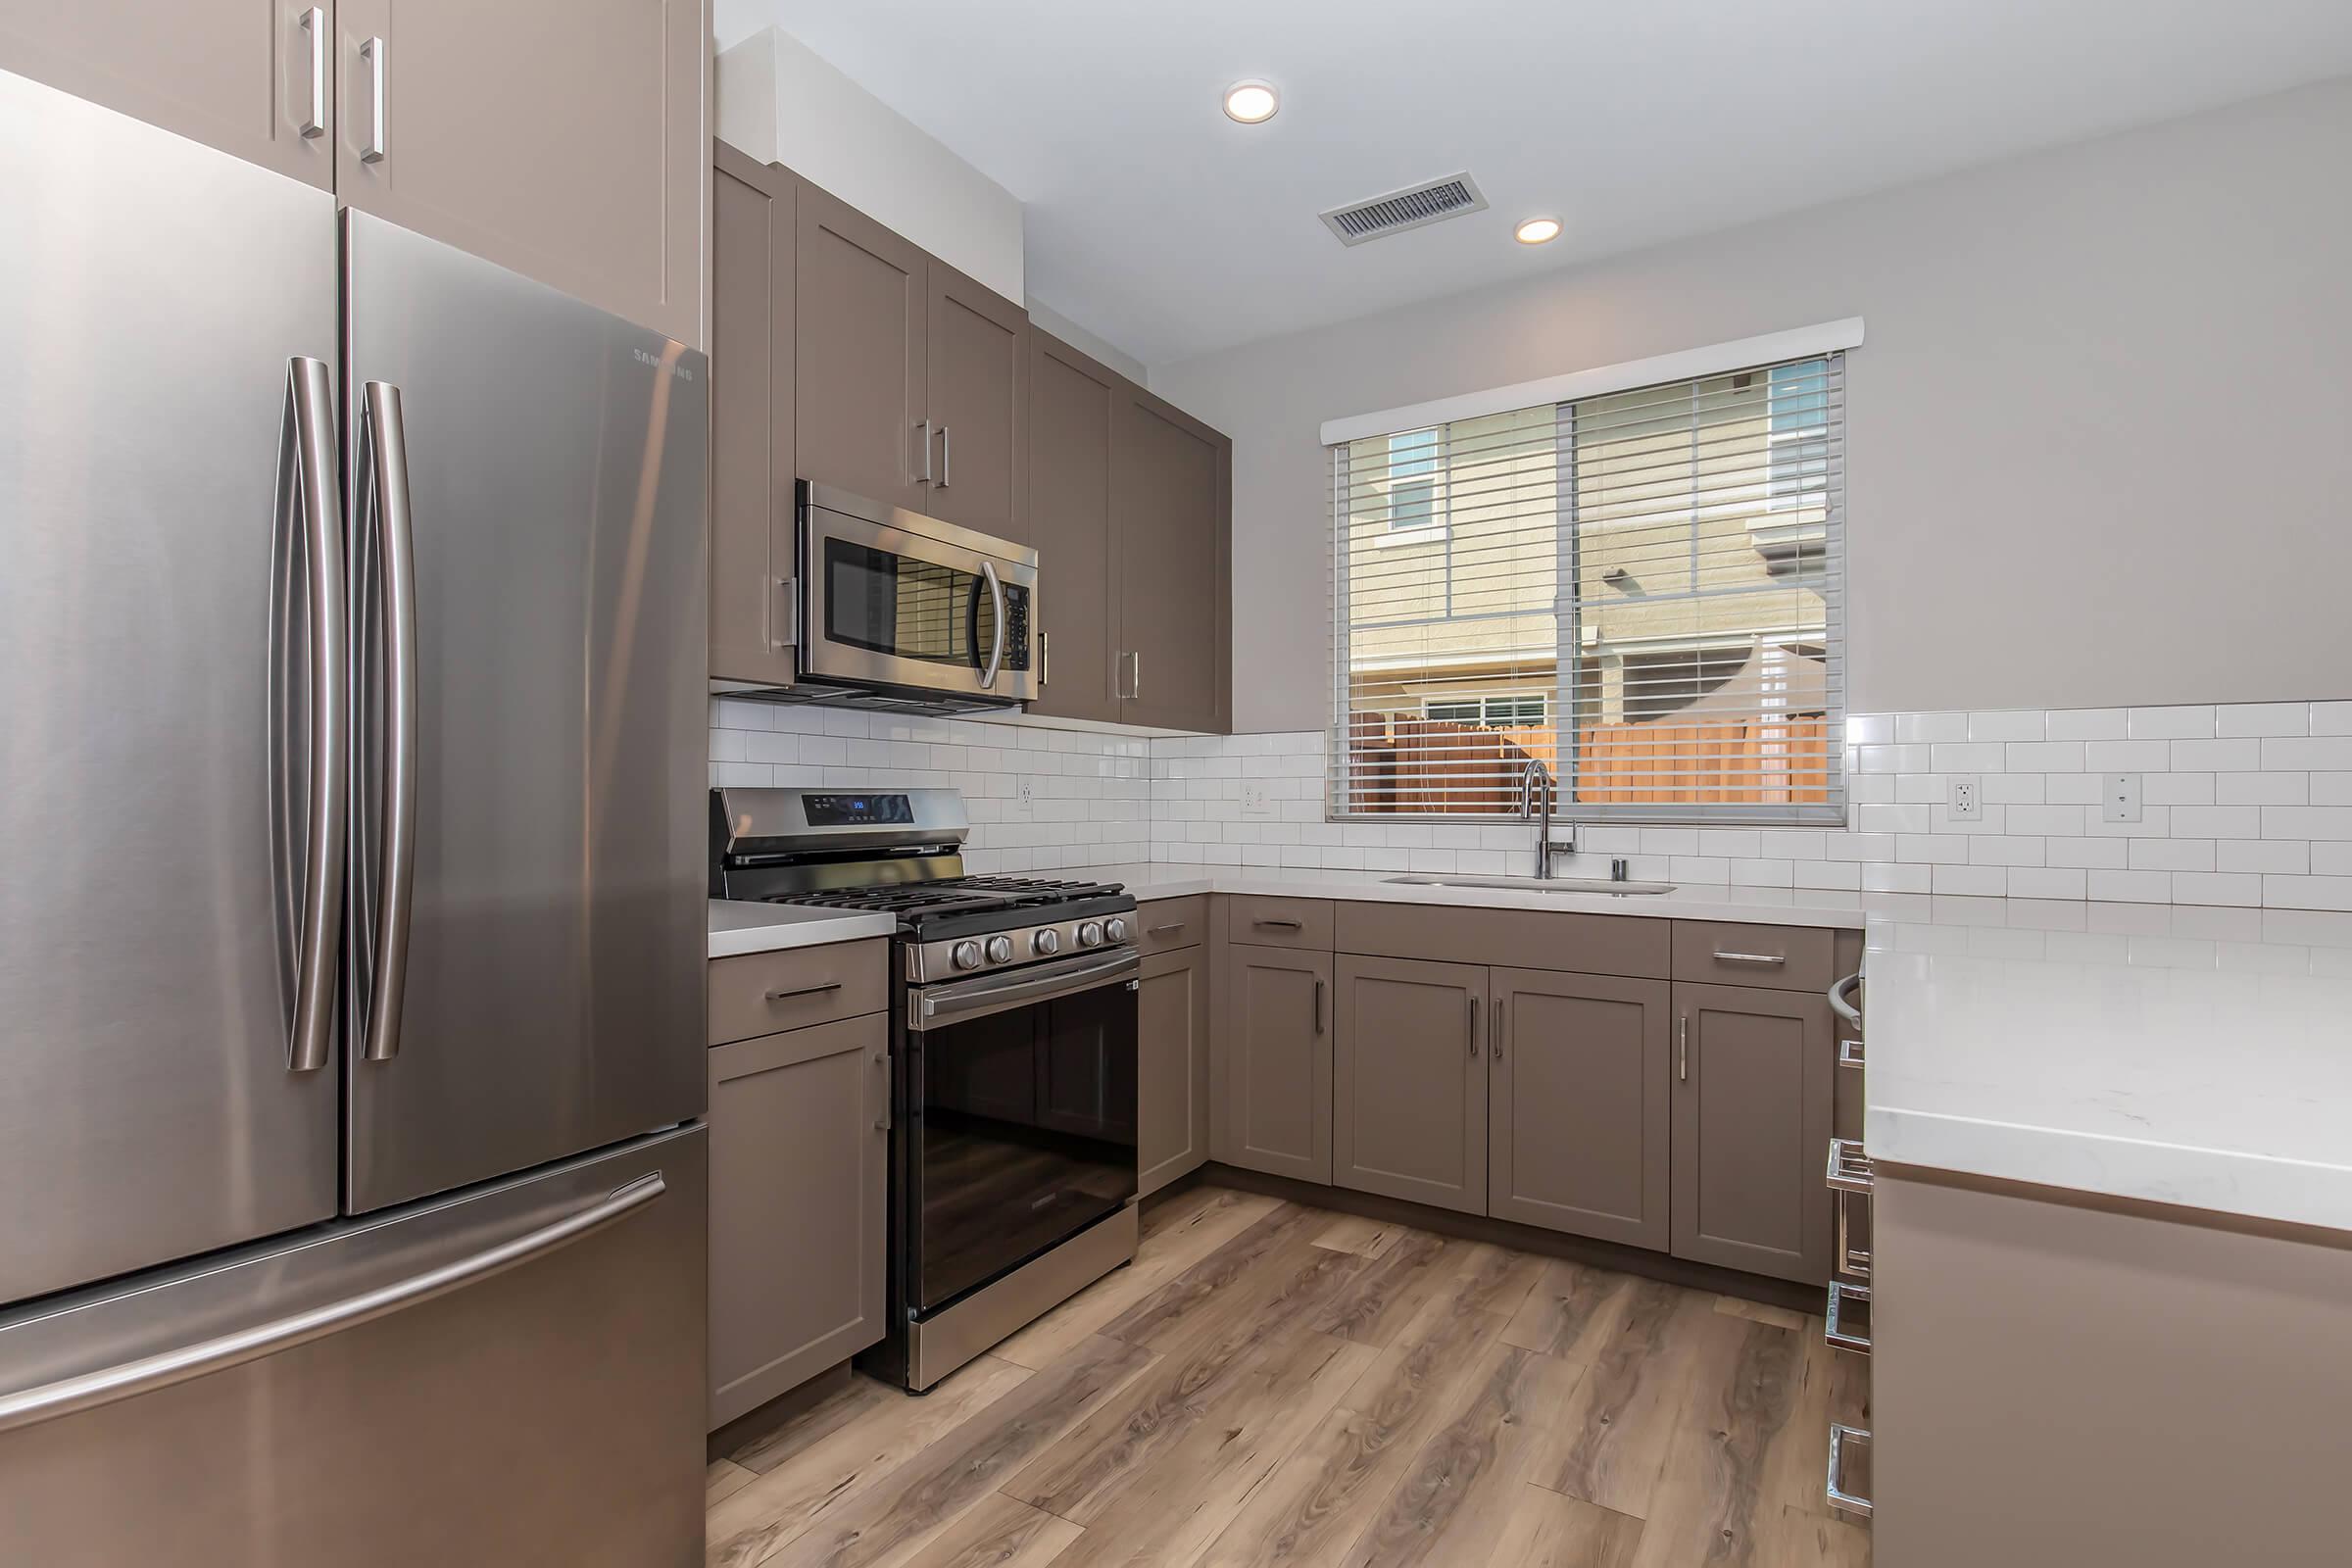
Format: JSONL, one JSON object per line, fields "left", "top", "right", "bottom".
{"left": 1384, "top": 874, "right": 1678, "bottom": 896}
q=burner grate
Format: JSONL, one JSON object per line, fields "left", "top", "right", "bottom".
{"left": 761, "top": 875, "right": 1122, "bottom": 917}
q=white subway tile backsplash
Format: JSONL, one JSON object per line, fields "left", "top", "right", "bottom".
{"left": 2085, "top": 739, "right": 2171, "bottom": 771}
{"left": 1862, "top": 862, "right": 1931, "bottom": 894}
{"left": 2315, "top": 774, "right": 2352, "bottom": 806}
{"left": 2005, "top": 741, "right": 2085, "bottom": 771}
{"left": 2047, "top": 837, "right": 2130, "bottom": 869}
{"left": 2006, "top": 867, "right": 2088, "bottom": 900}
{"left": 1895, "top": 711, "right": 1969, "bottom": 743}
{"left": 2090, "top": 869, "right": 2174, "bottom": 903}
{"left": 2043, "top": 708, "right": 2127, "bottom": 741}
{"left": 2314, "top": 703, "right": 2352, "bottom": 736}
{"left": 1968, "top": 710, "right": 2046, "bottom": 742}
{"left": 1931, "top": 742, "right": 2005, "bottom": 772}
{"left": 2129, "top": 839, "right": 2215, "bottom": 873}
{"left": 2127, "top": 706, "right": 2216, "bottom": 740}
{"left": 2215, "top": 703, "right": 2310, "bottom": 738}
{"left": 2263, "top": 737, "right": 2352, "bottom": 770}
{"left": 2218, "top": 839, "right": 2307, "bottom": 874}
{"left": 2169, "top": 805, "right": 2262, "bottom": 839}
{"left": 2168, "top": 738, "right": 2260, "bottom": 771}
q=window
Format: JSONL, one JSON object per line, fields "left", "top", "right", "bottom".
{"left": 1385, "top": 427, "right": 1443, "bottom": 529}
{"left": 1330, "top": 353, "right": 1844, "bottom": 821}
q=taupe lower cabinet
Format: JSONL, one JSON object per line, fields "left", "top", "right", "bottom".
{"left": 710, "top": 143, "right": 797, "bottom": 686}
{"left": 1, "top": 0, "right": 706, "bottom": 344}
{"left": 1212, "top": 944, "right": 1333, "bottom": 1183}
{"left": 1136, "top": 944, "right": 1211, "bottom": 1197}
{"left": 1671, "top": 980, "right": 1835, "bottom": 1283}
{"left": 1489, "top": 969, "right": 1673, "bottom": 1251}
{"left": 1332, "top": 956, "right": 1486, "bottom": 1216}
{"left": 707, "top": 946, "right": 891, "bottom": 1429}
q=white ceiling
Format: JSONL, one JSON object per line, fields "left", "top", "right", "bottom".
{"left": 714, "top": 1, "right": 2352, "bottom": 368}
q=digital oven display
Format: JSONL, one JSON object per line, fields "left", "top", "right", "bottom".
{"left": 803, "top": 793, "right": 914, "bottom": 827}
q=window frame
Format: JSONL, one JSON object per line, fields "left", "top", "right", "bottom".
{"left": 1327, "top": 355, "right": 1847, "bottom": 828}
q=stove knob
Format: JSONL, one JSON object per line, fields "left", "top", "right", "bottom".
{"left": 1076, "top": 921, "right": 1103, "bottom": 949}
{"left": 1102, "top": 916, "right": 1131, "bottom": 945}
{"left": 985, "top": 935, "right": 1015, "bottom": 965}
{"left": 951, "top": 940, "right": 984, "bottom": 971}
{"left": 1032, "top": 928, "right": 1061, "bottom": 956}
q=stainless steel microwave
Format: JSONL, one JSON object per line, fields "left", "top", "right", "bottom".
{"left": 785, "top": 481, "right": 1039, "bottom": 712}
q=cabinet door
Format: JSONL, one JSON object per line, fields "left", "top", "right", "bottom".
{"left": 1212, "top": 944, "right": 1332, "bottom": 1183}
{"left": 709, "top": 144, "right": 796, "bottom": 686}
{"left": 795, "top": 180, "right": 930, "bottom": 512}
{"left": 926, "top": 260, "right": 1029, "bottom": 538}
{"left": 1115, "top": 387, "right": 1224, "bottom": 731}
{"left": 333, "top": 0, "right": 703, "bottom": 345}
{"left": 1332, "top": 955, "right": 1487, "bottom": 1216}
{"left": 0, "top": 0, "right": 334, "bottom": 190}
{"left": 1489, "top": 968, "right": 1671, "bottom": 1250}
{"left": 708, "top": 1014, "right": 888, "bottom": 1428}
{"left": 1670, "top": 981, "right": 1835, "bottom": 1284}
{"left": 1023, "top": 331, "right": 1124, "bottom": 721}
{"left": 1137, "top": 945, "right": 1210, "bottom": 1197}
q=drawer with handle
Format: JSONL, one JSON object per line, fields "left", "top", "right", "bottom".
{"left": 1672, "top": 920, "right": 1837, "bottom": 993}
{"left": 1826, "top": 1137, "right": 1874, "bottom": 1281}
{"left": 1134, "top": 896, "right": 1208, "bottom": 957}
{"left": 709, "top": 938, "right": 890, "bottom": 1047}
{"left": 1227, "top": 895, "right": 1332, "bottom": 952}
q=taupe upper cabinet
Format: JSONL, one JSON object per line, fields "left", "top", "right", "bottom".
{"left": 1213, "top": 944, "right": 1332, "bottom": 1183}
{"left": 708, "top": 1013, "right": 889, "bottom": 1429}
{"left": 795, "top": 181, "right": 931, "bottom": 513}
{"left": 926, "top": 262, "right": 1029, "bottom": 538}
{"left": 1332, "top": 955, "right": 1487, "bottom": 1217}
{"left": 1136, "top": 944, "right": 1210, "bottom": 1198}
{"left": 1671, "top": 980, "right": 1835, "bottom": 1284}
{"left": 1489, "top": 969, "right": 1672, "bottom": 1250}
{"left": 1115, "top": 386, "right": 1230, "bottom": 732}
{"left": 710, "top": 144, "right": 796, "bottom": 687}
{"left": 333, "top": 0, "right": 703, "bottom": 346}
{"left": 1024, "top": 331, "right": 1124, "bottom": 722}
{"left": 0, "top": 0, "right": 335, "bottom": 190}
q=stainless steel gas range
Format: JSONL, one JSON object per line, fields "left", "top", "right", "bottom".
{"left": 710, "top": 787, "right": 1139, "bottom": 1392}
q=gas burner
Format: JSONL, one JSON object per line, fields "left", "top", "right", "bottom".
{"left": 761, "top": 875, "right": 1124, "bottom": 919}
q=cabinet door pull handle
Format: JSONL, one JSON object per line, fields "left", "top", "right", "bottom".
{"left": 1147, "top": 922, "right": 1188, "bottom": 937}
{"left": 359, "top": 35, "right": 387, "bottom": 163}
{"left": 1313, "top": 976, "right": 1325, "bottom": 1035}
{"left": 1253, "top": 917, "right": 1303, "bottom": 931}
{"left": 1677, "top": 1014, "right": 1689, "bottom": 1081}
{"left": 1132, "top": 650, "right": 1142, "bottom": 700}
{"left": 914, "top": 418, "right": 933, "bottom": 483}
{"left": 872, "top": 1050, "right": 892, "bottom": 1132}
{"left": 297, "top": 8, "right": 326, "bottom": 137}
{"left": 938, "top": 425, "right": 952, "bottom": 488}
{"left": 1468, "top": 995, "right": 1480, "bottom": 1055}
{"left": 765, "top": 981, "right": 842, "bottom": 1004}
{"left": 1712, "top": 949, "right": 1787, "bottom": 966}
{"left": 1493, "top": 997, "right": 1504, "bottom": 1059}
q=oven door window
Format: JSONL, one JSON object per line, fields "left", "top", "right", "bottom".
{"left": 912, "top": 981, "right": 1137, "bottom": 1313}
{"left": 822, "top": 538, "right": 996, "bottom": 671}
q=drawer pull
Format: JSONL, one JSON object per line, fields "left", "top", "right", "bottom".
{"left": 1253, "top": 917, "right": 1304, "bottom": 931}
{"left": 1838, "top": 1037, "right": 1866, "bottom": 1070}
{"left": 1829, "top": 971, "right": 1864, "bottom": 1027}
{"left": 1825, "top": 1282, "right": 1872, "bottom": 1355}
{"left": 1147, "top": 921, "right": 1188, "bottom": 937}
{"left": 1826, "top": 1424, "right": 1873, "bottom": 1517}
{"left": 765, "top": 981, "right": 844, "bottom": 1004}
{"left": 1826, "top": 1138, "right": 1874, "bottom": 1194}
{"left": 1713, "top": 949, "right": 1787, "bottom": 966}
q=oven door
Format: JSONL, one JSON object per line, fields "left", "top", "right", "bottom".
{"left": 906, "top": 948, "right": 1138, "bottom": 1313}
{"left": 800, "top": 484, "right": 1038, "bottom": 704}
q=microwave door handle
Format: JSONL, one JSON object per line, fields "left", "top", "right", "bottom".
{"left": 978, "top": 559, "right": 1005, "bottom": 690}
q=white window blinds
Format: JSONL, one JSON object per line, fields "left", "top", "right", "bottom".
{"left": 1329, "top": 353, "right": 1845, "bottom": 821}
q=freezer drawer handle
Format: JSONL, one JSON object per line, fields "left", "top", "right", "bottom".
{"left": 0, "top": 1172, "right": 666, "bottom": 1437}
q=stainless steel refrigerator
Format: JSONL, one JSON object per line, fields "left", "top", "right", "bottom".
{"left": 0, "top": 71, "right": 710, "bottom": 1564}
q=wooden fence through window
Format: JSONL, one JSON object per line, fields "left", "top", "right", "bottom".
{"left": 1344, "top": 713, "right": 1830, "bottom": 813}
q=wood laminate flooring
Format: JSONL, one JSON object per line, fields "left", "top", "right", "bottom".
{"left": 707, "top": 1186, "right": 1872, "bottom": 1568}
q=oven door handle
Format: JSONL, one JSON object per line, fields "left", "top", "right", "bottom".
{"left": 911, "top": 946, "right": 1140, "bottom": 1030}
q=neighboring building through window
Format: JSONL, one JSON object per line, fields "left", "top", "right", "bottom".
{"left": 1385, "top": 427, "right": 1443, "bottom": 529}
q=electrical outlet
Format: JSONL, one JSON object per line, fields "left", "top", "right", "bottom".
{"left": 1242, "top": 782, "right": 1274, "bottom": 816}
{"left": 1947, "top": 774, "right": 1982, "bottom": 822}
{"left": 1010, "top": 776, "right": 1035, "bottom": 819}
{"left": 2102, "top": 772, "right": 2142, "bottom": 824}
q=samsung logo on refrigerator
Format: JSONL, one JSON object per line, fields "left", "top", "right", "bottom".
{"left": 631, "top": 347, "right": 694, "bottom": 380}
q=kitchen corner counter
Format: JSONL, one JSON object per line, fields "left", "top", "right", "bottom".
{"left": 709, "top": 900, "right": 896, "bottom": 958}
{"left": 1861, "top": 899, "right": 2352, "bottom": 1233}
{"left": 1067, "top": 860, "right": 1870, "bottom": 929}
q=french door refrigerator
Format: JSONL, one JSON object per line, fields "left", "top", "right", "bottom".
{"left": 0, "top": 71, "right": 710, "bottom": 1564}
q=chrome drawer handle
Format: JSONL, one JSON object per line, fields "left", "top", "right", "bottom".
{"left": 1827, "top": 1424, "right": 1873, "bottom": 1517}
{"left": 1253, "top": 917, "right": 1304, "bottom": 931}
{"left": 1838, "top": 1037, "right": 1866, "bottom": 1070}
{"left": 1826, "top": 1137, "right": 1874, "bottom": 1194}
{"left": 766, "top": 981, "right": 843, "bottom": 1003}
{"left": 1147, "top": 922, "right": 1188, "bottom": 936}
{"left": 1825, "top": 1282, "right": 1871, "bottom": 1355}
{"left": 1713, "top": 949, "right": 1787, "bottom": 965}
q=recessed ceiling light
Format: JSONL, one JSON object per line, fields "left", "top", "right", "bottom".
{"left": 1515, "top": 216, "right": 1562, "bottom": 245}
{"left": 1223, "top": 79, "right": 1279, "bottom": 124}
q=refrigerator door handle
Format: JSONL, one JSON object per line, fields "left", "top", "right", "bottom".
{"left": 359, "top": 381, "right": 418, "bottom": 1063}
{"left": 0, "top": 1172, "right": 666, "bottom": 1438}
{"left": 278, "top": 357, "right": 348, "bottom": 1073}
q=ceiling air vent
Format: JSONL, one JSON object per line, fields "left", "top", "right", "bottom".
{"left": 1319, "top": 172, "right": 1489, "bottom": 247}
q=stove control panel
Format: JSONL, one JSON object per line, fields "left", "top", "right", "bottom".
{"left": 905, "top": 907, "right": 1139, "bottom": 983}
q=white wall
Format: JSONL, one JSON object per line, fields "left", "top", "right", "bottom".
{"left": 716, "top": 27, "right": 1024, "bottom": 302}
{"left": 1025, "top": 299, "right": 1148, "bottom": 386}
{"left": 1151, "top": 75, "right": 2352, "bottom": 735}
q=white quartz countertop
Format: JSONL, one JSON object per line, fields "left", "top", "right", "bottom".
{"left": 1068, "top": 861, "right": 1869, "bottom": 929}
{"left": 1861, "top": 898, "right": 2352, "bottom": 1231}
{"left": 709, "top": 900, "right": 896, "bottom": 958}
